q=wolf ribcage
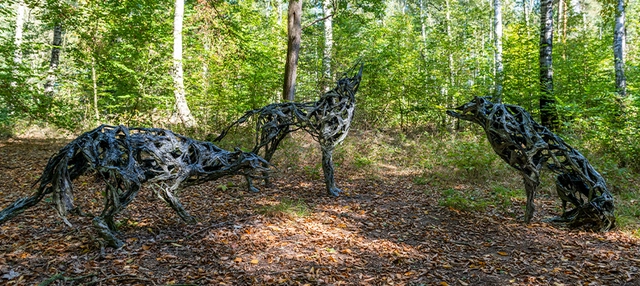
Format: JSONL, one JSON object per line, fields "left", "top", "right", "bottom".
{"left": 447, "top": 97, "right": 615, "bottom": 231}
{"left": 215, "top": 63, "right": 362, "bottom": 196}
{"left": 0, "top": 125, "right": 270, "bottom": 247}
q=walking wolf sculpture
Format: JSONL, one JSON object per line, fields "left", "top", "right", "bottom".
{"left": 447, "top": 97, "right": 615, "bottom": 231}
{"left": 215, "top": 63, "right": 363, "bottom": 196}
{"left": 0, "top": 125, "right": 270, "bottom": 247}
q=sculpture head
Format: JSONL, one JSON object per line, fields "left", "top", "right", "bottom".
{"left": 332, "top": 62, "right": 364, "bottom": 100}
{"left": 446, "top": 96, "right": 494, "bottom": 123}
{"left": 231, "top": 147, "right": 272, "bottom": 173}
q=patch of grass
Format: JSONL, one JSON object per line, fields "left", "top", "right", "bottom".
{"left": 412, "top": 175, "right": 428, "bottom": 185}
{"left": 491, "top": 185, "right": 524, "bottom": 210}
{"left": 438, "top": 188, "right": 490, "bottom": 212}
{"left": 615, "top": 193, "right": 640, "bottom": 231}
{"left": 353, "top": 155, "right": 374, "bottom": 169}
{"left": 258, "top": 198, "right": 311, "bottom": 218}
{"left": 303, "top": 164, "right": 322, "bottom": 180}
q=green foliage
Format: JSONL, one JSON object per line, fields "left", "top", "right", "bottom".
{"left": 438, "top": 188, "right": 489, "bottom": 212}
{"left": 259, "top": 198, "right": 311, "bottom": 218}
{"left": 303, "top": 164, "right": 322, "bottom": 180}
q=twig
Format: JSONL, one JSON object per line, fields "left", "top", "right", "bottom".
{"left": 186, "top": 221, "right": 230, "bottom": 239}
{"left": 85, "top": 273, "right": 149, "bottom": 285}
{"left": 302, "top": 14, "right": 333, "bottom": 30}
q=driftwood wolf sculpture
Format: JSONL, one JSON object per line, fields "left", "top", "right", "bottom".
{"left": 0, "top": 125, "right": 270, "bottom": 248}
{"left": 215, "top": 63, "right": 363, "bottom": 196}
{"left": 447, "top": 97, "right": 615, "bottom": 231}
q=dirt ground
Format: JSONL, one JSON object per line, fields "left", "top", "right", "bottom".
{"left": 0, "top": 138, "right": 639, "bottom": 285}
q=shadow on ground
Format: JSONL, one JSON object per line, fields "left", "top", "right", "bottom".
{"left": 0, "top": 138, "right": 638, "bottom": 285}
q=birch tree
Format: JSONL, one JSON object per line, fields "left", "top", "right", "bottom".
{"left": 613, "top": 0, "right": 626, "bottom": 99}
{"left": 493, "top": 0, "right": 503, "bottom": 102}
{"left": 44, "top": 24, "right": 62, "bottom": 98}
{"left": 13, "top": 0, "right": 26, "bottom": 66}
{"left": 539, "top": 0, "right": 556, "bottom": 130}
{"left": 11, "top": 0, "right": 26, "bottom": 88}
{"left": 171, "top": 0, "right": 197, "bottom": 128}
{"left": 283, "top": 0, "right": 302, "bottom": 102}
{"left": 322, "top": 0, "right": 333, "bottom": 92}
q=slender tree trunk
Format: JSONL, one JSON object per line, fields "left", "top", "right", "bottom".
{"left": 444, "top": 0, "right": 455, "bottom": 129}
{"left": 613, "top": 0, "right": 626, "bottom": 99}
{"left": 14, "top": 0, "right": 26, "bottom": 66}
{"left": 539, "top": 0, "right": 556, "bottom": 130}
{"left": 283, "top": 0, "right": 302, "bottom": 102}
{"left": 172, "top": 0, "right": 197, "bottom": 128}
{"left": 493, "top": 0, "right": 503, "bottom": 102}
{"left": 277, "top": 0, "right": 283, "bottom": 25}
{"left": 92, "top": 59, "right": 99, "bottom": 121}
{"left": 44, "top": 23, "right": 63, "bottom": 98}
{"left": 419, "top": 0, "right": 427, "bottom": 46}
{"left": 321, "top": 0, "right": 333, "bottom": 92}
{"left": 11, "top": 0, "right": 26, "bottom": 88}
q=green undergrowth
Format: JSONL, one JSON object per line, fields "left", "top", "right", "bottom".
{"left": 258, "top": 198, "right": 311, "bottom": 219}
{"left": 195, "top": 124, "right": 640, "bottom": 234}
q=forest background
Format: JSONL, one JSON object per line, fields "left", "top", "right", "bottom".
{"left": 1, "top": 0, "right": 639, "bottom": 231}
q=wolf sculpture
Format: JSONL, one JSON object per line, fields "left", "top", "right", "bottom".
{"left": 215, "top": 63, "right": 363, "bottom": 196}
{"left": 0, "top": 125, "right": 270, "bottom": 247}
{"left": 447, "top": 97, "right": 615, "bottom": 231}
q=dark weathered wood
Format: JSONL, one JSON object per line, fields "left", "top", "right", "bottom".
{"left": 447, "top": 97, "right": 615, "bottom": 231}
{"left": 0, "top": 125, "right": 270, "bottom": 247}
{"left": 216, "top": 63, "right": 363, "bottom": 196}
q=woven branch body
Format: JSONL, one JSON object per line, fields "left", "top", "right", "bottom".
{"left": 447, "top": 97, "right": 615, "bottom": 231}
{"left": 216, "top": 63, "right": 363, "bottom": 196}
{"left": 0, "top": 125, "right": 270, "bottom": 247}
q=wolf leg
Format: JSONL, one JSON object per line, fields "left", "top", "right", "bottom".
{"left": 522, "top": 173, "right": 540, "bottom": 223}
{"left": 158, "top": 188, "right": 196, "bottom": 224}
{"left": 321, "top": 146, "right": 341, "bottom": 196}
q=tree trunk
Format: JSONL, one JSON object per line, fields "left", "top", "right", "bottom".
{"left": 13, "top": 0, "right": 26, "bottom": 66}
{"left": 44, "top": 23, "right": 62, "bottom": 97}
{"left": 493, "top": 0, "right": 503, "bottom": 102}
{"left": 92, "top": 59, "right": 99, "bottom": 121}
{"left": 172, "top": 0, "right": 197, "bottom": 128}
{"left": 445, "top": 0, "right": 455, "bottom": 129}
{"left": 11, "top": 0, "right": 26, "bottom": 88}
{"left": 321, "top": 0, "right": 333, "bottom": 93}
{"left": 419, "top": 0, "right": 427, "bottom": 46}
{"left": 613, "top": 0, "right": 626, "bottom": 99}
{"left": 539, "top": 0, "right": 556, "bottom": 130}
{"left": 283, "top": 0, "right": 302, "bottom": 102}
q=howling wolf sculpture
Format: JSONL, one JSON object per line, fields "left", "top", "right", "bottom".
{"left": 215, "top": 63, "right": 363, "bottom": 196}
{"left": 0, "top": 125, "right": 270, "bottom": 247}
{"left": 447, "top": 97, "right": 615, "bottom": 231}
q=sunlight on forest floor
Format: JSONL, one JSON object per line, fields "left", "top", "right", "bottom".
{"left": 0, "top": 129, "right": 639, "bottom": 284}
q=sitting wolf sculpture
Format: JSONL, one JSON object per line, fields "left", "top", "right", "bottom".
{"left": 215, "top": 63, "right": 363, "bottom": 196}
{"left": 447, "top": 97, "right": 615, "bottom": 231}
{"left": 0, "top": 125, "right": 270, "bottom": 247}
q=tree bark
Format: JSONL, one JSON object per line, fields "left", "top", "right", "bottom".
{"left": 321, "top": 0, "right": 333, "bottom": 93}
{"left": 13, "top": 0, "right": 26, "bottom": 66}
{"left": 613, "top": 0, "right": 626, "bottom": 99}
{"left": 11, "top": 0, "right": 26, "bottom": 88}
{"left": 444, "top": 0, "right": 455, "bottom": 129}
{"left": 92, "top": 59, "right": 99, "bottom": 121}
{"left": 493, "top": 0, "right": 503, "bottom": 102}
{"left": 539, "top": 0, "right": 556, "bottom": 130}
{"left": 283, "top": 0, "right": 302, "bottom": 102}
{"left": 172, "top": 0, "right": 197, "bottom": 128}
{"left": 44, "top": 23, "right": 63, "bottom": 98}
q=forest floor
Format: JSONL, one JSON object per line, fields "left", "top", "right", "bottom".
{"left": 0, "top": 133, "right": 639, "bottom": 285}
